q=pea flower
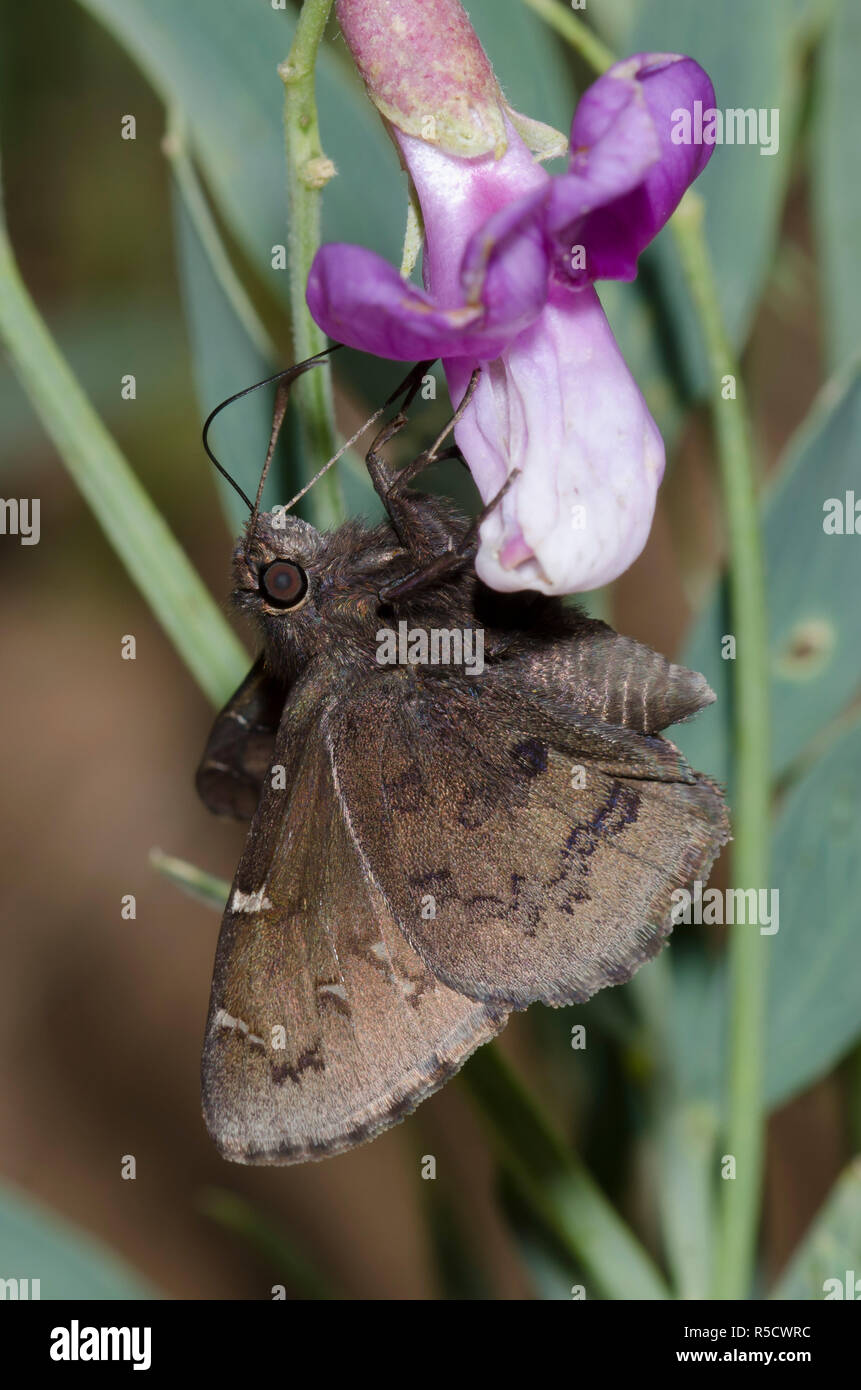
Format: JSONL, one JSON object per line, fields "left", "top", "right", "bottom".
{"left": 307, "top": 0, "right": 715, "bottom": 594}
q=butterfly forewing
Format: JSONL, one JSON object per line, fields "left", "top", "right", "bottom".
{"left": 202, "top": 664, "right": 507, "bottom": 1164}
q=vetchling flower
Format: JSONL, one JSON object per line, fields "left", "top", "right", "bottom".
{"left": 307, "top": 0, "right": 715, "bottom": 594}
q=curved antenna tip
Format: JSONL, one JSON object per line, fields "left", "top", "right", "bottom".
{"left": 201, "top": 345, "right": 343, "bottom": 514}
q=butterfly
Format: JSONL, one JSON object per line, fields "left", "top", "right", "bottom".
{"left": 196, "top": 355, "right": 729, "bottom": 1164}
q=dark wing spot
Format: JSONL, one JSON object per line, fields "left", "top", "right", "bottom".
{"left": 457, "top": 783, "right": 498, "bottom": 829}
{"left": 409, "top": 869, "right": 454, "bottom": 890}
{"left": 383, "top": 762, "right": 425, "bottom": 814}
{"left": 589, "top": 781, "right": 640, "bottom": 835}
{"left": 509, "top": 737, "right": 548, "bottom": 776}
{"left": 545, "top": 782, "right": 641, "bottom": 900}
{"left": 272, "top": 1042, "right": 325, "bottom": 1087}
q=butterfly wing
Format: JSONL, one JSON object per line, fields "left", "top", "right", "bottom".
{"left": 202, "top": 666, "right": 507, "bottom": 1164}
{"left": 324, "top": 663, "right": 730, "bottom": 1010}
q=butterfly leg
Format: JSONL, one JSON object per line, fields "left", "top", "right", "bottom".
{"left": 379, "top": 469, "right": 520, "bottom": 604}
{"left": 366, "top": 369, "right": 482, "bottom": 562}
{"left": 384, "top": 368, "right": 481, "bottom": 496}
{"left": 361, "top": 357, "right": 436, "bottom": 505}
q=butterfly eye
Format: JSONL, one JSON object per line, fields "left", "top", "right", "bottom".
{"left": 259, "top": 560, "right": 308, "bottom": 609}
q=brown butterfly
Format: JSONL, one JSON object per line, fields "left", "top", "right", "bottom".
{"left": 196, "top": 356, "right": 730, "bottom": 1165}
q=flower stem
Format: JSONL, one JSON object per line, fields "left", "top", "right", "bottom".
{"left": 671, "top": 194, "right": 770, "bottom": 1299}
{"left": 279, "top": 0, "right": 343, "bottom": 530}
{"left": 523, "top": 6, "right": 772, "bottom": 1299}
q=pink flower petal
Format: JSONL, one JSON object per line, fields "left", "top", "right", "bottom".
{"left": 549, "top": 53, "right": 716, "bottom": 285}
{"left": 307, "top": 243, "right": 511, "bottom": 360}
{"left": 445, "top": 285, "right": 665, "bottom": 594}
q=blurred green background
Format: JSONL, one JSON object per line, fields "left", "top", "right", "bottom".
{"left": 0, "top": 0, "right": 859, "bottom": 1299}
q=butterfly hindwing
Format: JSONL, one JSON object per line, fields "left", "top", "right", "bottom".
{"left": 324, "top": 667, "right": 730, "bottom": 1009}
{"left": 490, "top": 614, "right": 718, "bottom": 736}
{"left": 196, "top": 656, "right": 284, "bottom": 821}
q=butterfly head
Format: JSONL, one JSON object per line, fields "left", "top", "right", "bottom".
{"left": 232, "top": 509, "right": 415, "bottom": 679}
{"left": 233, "top": 511, "right": 323, "bottom": 617}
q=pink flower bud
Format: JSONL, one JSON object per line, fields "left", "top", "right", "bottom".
{"left": 337, "top": 0, "right": 507, "bottom": 157}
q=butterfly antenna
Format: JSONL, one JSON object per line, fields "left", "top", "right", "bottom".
{"left": 278, "top": 359, "right": 440, "bottom": 517}
{"left": 246, "top": 348, "right": 342, "bottom": 543}
{"left": 204, "top": 350, "right": 441, "bottom": 533}
{"left": 201, "top": 347, "right": 342, "bottom": 518}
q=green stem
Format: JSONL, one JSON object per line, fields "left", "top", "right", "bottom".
{"left": 520, "top": 0, "right": 614, "bottom": 73}
{"left": 671, "top": 196, "right": 770, "bottom": 1299}
{"left": 279, "top": 0, "right": 342, "bottom": 530}
{"left": 149, "top": 851, "right": 230, "bottom": 909}
{"left": 464, "top": 1048, "right": 670, "bottom": 1299}
{"left": 0, "top": 164, "right": 248, "bottom": 709}
{"left": 199, "top": 1188, "right": 342, "bottom": 1300}
{"left": 524, "top": 6, "right": 772, "bottom": 1299}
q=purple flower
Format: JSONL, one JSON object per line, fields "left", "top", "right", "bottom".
{"left": 308, "top": 0, "right": 715, "bottom": 594}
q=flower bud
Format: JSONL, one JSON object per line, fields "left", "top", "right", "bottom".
{"left": 337, "top": 0, "right": 507, "bottom": 157}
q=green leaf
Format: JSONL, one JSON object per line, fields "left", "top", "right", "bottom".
{"left": 500, "top": 1173, "right": 580, "bottom": 1300}
{"left": 74, "top": 0, "right": 400, "bottom": 407}
{"left": 675, "top": 363, "right": 861, "bottom": 786}
{"left": 812, "top": 0, "right": 861, "bottom": 373}
{"left": 170, "top": 154, "right": 291, "bottom": 532}
{"left": 149, "top": 849, "right": 229, "bottom": 909}
{"left": 772, "top": 1159, "right": 861, "bottom": 1299}
{"left": 68, "top": 0, "right": 417, "bottom": 389}
{"left": 0, "top": 192, "right": 248, "bottom": 710}
{"left": 0, "top": 1183, "right": 156, "bottom": 1300}
{"left": 424, "top": 1183, "right": 494, "bottom": 1300}
{"left": 0, "top": 295, "right": 188, "bottom": 468}
{"left": 76, "top": 1, "right": 395, "bottom": 278}
{"left": 587, "top": 0, "right": 638, "bottom": 50}
{"left": 674, "top": 713, "right": 861, "bottom": 1114}
{"left": 764, "top": 716, "right": 861, "bottom": 1106}
{"left": 669, "top": 953, "right": 726, "bottom": 1110}
{"left": 169, "top": 117, "right": 381, "bottom": 530}
{"left": 654, "top": 1100, "right": 719, "bottom": 1299}
{"left": 463, "top": 1047, "right": 671, "bottom": 1299}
